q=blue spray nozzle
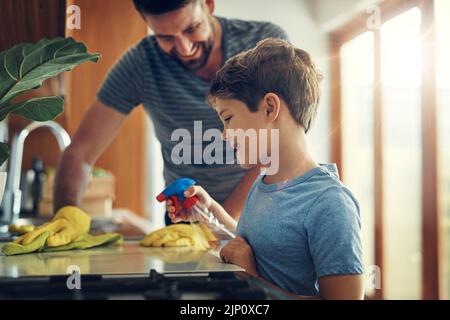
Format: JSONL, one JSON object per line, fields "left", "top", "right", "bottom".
{"left": 156, "top": 177, "right": 197, "bottom": 203}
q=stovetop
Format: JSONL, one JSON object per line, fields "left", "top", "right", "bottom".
{"left": 0, "top": 269, "right": 279, "bottom": 300}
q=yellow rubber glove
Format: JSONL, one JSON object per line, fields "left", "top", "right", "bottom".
{"left": 140, "top": 223, "right": 217, "bottom": 251}
{"left": 13, "top": 206, "right": 91, "bottom": 247}
{"left": 44, "top": 233, "right": 123, "bottom": 252}
{"left": 145, "top": 247, "right": 208, "bottom": 264}
{"left": 9, "top": 224, "right": 36, "bottom": 234}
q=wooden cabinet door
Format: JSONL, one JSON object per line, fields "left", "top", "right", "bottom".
{"left": 65, "top": 0, "right": 148, "bottom": 216}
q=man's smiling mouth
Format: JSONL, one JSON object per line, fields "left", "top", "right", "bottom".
{"left": 177, "top": 44, "right": 201, "bottom": 59}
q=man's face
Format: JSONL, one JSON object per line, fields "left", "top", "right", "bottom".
{"left": 143, "top": 1, "right": 215, "bottom": 71}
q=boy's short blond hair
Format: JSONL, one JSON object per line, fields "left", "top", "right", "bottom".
{"left": 208, "top": 38, "right": 323, "bottom": 133}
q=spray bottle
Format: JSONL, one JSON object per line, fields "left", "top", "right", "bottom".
{"left": 156, "top": 178, "right": 236, "bottom": 239}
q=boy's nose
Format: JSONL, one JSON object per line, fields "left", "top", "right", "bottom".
{"left": 221, "top": 130, "right": 229, "bottom": 141}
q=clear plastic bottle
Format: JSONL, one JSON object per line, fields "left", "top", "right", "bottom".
{"left": 186, "top": 201, "right": 236, "bottom": 240}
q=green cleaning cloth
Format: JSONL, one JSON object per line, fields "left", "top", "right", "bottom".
{"left": 1, "top": 232, "right": 123, "bottom": 256}
{"left": 1, "top": 231, "right": 51, "bottom": 256}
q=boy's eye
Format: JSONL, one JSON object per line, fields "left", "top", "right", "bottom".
{"left": 224, "top": 116, "right": 233, "bottom": 123}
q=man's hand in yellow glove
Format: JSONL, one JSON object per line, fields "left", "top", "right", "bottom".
{"left": 14, "top": 206, "right": 91, "bottom": 247}
{"left": 140, "top": 223, "right": 217, "bottom": 251}
{"left": 9, "top": 224, "right": 35, "bottom": 234}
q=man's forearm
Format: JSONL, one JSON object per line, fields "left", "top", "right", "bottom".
{"left": 53, "top": 148, "right": 92, "bottom": 212}
{"left": 222, "top": 166, "right": 262, "bottom": 220}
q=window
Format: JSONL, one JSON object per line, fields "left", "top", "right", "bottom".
{"left": 331, "top": 0, "right": 443, "bottom": 299}
{"left": 435, "top": 0, "right": 450, "bottom": 299}
{"left": 340, "top": 32, "right": 376, "bottom": 296}
{"left": 381, "top": 8, "right": 422, "bottom": 299}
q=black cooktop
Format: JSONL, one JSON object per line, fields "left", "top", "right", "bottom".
{"left": 0, "top": 269, "right": 288, "bottom": 300}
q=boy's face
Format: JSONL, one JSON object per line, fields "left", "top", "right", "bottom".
{"left": 215, "top": 98, "right": 273, "bottom": 169}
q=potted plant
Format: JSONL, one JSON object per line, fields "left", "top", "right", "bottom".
{"left": 0, "top": 37, "right": 100, "bottom": 202}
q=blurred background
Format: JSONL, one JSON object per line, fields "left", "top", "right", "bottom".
{"left": 0, "top": 0, "right": 448, "bottom": 299}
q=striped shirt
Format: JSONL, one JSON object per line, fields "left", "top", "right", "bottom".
{"left": 97, "top": 17, "right": 288, "bottom": 203}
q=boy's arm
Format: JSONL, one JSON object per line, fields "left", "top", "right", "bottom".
{"left": 221, "top": 165, "right": 261, "bottom": 220}
{"left": 319, "top": 275, "right": 364, "bottom": 300}
{"left": 305, "top": 187, "right": 365, "bottom": 299}
{"left": 221, "top": 237, "right": 363, "bottom": 300}
{"left": 253, "top": 274, "right": 363, "bottom": 300}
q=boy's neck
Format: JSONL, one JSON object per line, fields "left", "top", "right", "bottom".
{"left": 263, "top": 128, "right": 319, "bottom": 185}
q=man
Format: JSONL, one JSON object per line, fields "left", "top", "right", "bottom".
{"left": 54, "top": 0, "right": 288, "bottom": 223}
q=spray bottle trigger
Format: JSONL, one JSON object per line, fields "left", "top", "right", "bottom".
{"left": 183, "top": 196, "right": 199, "bottom": 210}
{"left": 156, "top": 193, "right": 166, "bottom": 202}
{"left": 168, "top": 195, "right": 184, "bottom": 213}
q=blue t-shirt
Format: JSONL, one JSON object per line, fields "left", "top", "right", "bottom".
{"left": 97, "top": 17, "right": 288, "bottom": 203}
{"left": 236, "top": 164, "right": 364, "bottom": 296}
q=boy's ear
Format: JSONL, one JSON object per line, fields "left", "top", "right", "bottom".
{"left": 263, "top": 93, "right": 281, "bottom": 123}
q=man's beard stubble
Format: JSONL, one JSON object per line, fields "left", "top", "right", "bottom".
{"left": 170, "top": 17, "right": 215, "bottom": 72}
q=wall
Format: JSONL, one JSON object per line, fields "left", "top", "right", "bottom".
{"left": 65, "top": 0, "right": 148, "bottom": 216}
{"left": 306, "top": 0, "right": 383, "bottom": 32}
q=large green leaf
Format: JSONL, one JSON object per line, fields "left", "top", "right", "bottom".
{"left": 0, "top": 142, "right": 9, "bottom": 166}
{"left": 0, "top": 96, "right": 64, "bottom": 122}
{"left": 0, "top": 37, "right": 100, "bottom": 108}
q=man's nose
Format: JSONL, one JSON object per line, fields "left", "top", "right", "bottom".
{"left": 175, "top": 37, "right": 194, "bottom": 56}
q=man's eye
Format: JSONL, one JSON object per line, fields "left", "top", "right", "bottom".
{"left": 158, "top": 36, "right": 174, "bottom": 42}
{"left": 224, "top": 116, "right": 232, "bottom": 123}
{"left": 185, "top": 23, "right": 202, "bottom": 35}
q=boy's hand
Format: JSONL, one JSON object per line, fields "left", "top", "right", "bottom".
{"left": 220, "top": 237, "right": 258, "bottom": 276}
{"left": 167, "top": 185, "right": 214, "bottom": 223}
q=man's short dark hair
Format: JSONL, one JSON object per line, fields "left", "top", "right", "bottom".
{"left": 133, "top": 0, "right": 198, "bottom": 15}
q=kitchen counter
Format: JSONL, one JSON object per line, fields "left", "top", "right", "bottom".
{"left": 0, "top": 241, "right": 243, "bottom": 278}
{"left": 0, "top": 241, "right": 296, "bottom": 300}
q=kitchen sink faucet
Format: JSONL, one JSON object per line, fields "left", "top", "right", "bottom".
{"left": 2, "top": 121, "right": 71, "bottom": 224}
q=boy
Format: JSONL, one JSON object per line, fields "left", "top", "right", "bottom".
{"left": 169, "top": 38, "right": 364, "bottom": 299}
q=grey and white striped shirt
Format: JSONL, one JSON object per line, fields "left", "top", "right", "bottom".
{"left": 97, "top": 17, "right": 288, "bottom": 203}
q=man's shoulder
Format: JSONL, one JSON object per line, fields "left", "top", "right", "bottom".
{"left": 219, "top": 17, "right": 288, "bottom": 42}
{"left": 120, "top": 34, "right": 164, "bottom": 59}
{"left": 111, "top": 36, "right": 152, "bottom": 64}
{"left": 133, "top": 35, "right": 158, "bottom": 55}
